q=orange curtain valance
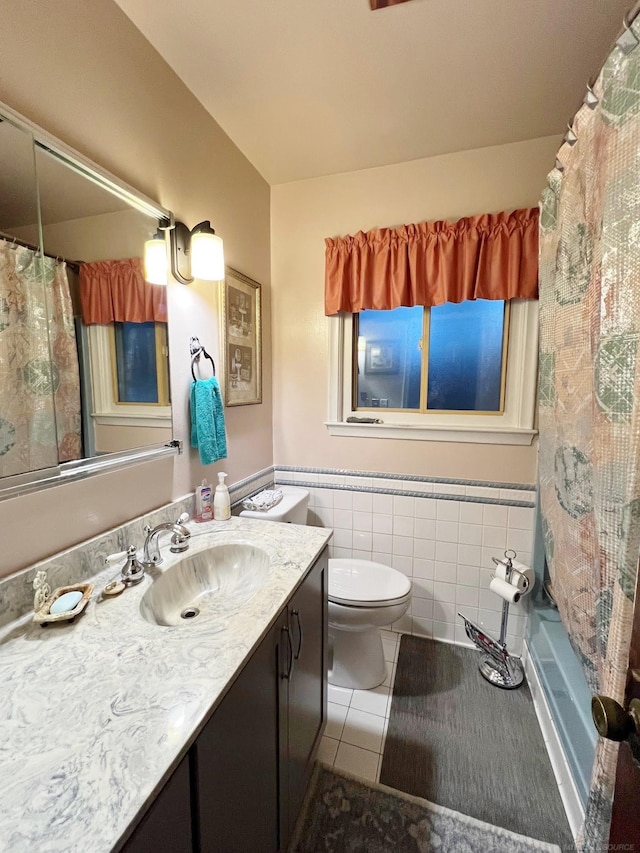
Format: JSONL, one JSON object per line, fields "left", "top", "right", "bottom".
{"left": 79, "top": 257, "right": 167, "bottom": 325}
{"left": 324, "top": 207, "right": 539, "bottom": 315}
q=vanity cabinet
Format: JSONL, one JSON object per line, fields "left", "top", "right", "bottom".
{"left": 281, "top": 549, "right": 328, "bottom": 847}
{"left": 121, "top": 755, "right": 192, "bottom": 853}
{"left": 193, "top": 547, "right": 327, "bottom": 853}
{"left": 119, "top": 547, "right": 327, "bottom": 853}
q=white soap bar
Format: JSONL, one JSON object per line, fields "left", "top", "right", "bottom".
{"left": 50, "top": 591, "right": 83, "bottom": 614}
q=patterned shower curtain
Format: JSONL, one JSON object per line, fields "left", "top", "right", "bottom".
{"left": 538, "top": 19, "right": 640, "bottom": 852}
{"left": 0, "top": 241, "right": 81, "bottom": 477}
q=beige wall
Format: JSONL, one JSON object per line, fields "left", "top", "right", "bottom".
{"left": 271, "top": 135, "right": 560, "bottom": 485}
{"left": 0, "top": 0, "right": 273, "bottom": 576}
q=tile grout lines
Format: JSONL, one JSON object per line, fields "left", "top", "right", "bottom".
{"left": 318, "top": 630, "right": 400, "bottom": 784}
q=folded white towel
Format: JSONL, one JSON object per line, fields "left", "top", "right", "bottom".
{"left": 242, "top": 489, "right": 284, "bottom": 512}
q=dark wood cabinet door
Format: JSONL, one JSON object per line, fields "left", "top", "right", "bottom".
{"left": 120, "top": 754, "right": 192, "bottom": 853}
{"left": 286, "top": 551, "right": 328, "bottom": 839}
{"left": 608, "top": 564, "right": 640, "bottom": 844}
{"left": 194, "top": 624, "right": 282, "bottom": 853}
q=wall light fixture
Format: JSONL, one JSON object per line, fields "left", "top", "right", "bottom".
{"left": 144, "top": 228, "right": 169, "bottom": 285}
{"left": 143, "top": 218, "right": 225, "bottom": 285}
{"left": 170, "top": 220, "right": 225, "bottom": 284}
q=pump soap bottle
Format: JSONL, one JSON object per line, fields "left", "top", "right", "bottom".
{"left": 213, "top": 472, "right": 231, "bottom": 520}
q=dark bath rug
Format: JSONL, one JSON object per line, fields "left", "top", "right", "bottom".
{"left": 379, "top": 634, "right": 575, "bottom": 852}
{"left": 289, "top": 762, "right": 561, "bottom": 853}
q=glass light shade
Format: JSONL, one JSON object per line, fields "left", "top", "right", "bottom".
{"left": 190, "top": 230, "right": 225, "bottom": 281}
{"left": 144, "top": 235, "right": 168, "bottom": 285}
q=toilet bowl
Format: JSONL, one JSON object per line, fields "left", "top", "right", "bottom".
{"left": 328, "top": 558, "right": 411, "bottom": 690}
{"left": 240, "top": 486, "right": 412, "bottom": 691}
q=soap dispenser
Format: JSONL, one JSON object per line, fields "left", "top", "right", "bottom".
{"left": 213, "top": 472, "right": 231, "bottom": 520}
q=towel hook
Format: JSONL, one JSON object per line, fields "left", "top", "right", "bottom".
{"left": 190, "top": 336, "right": 216, "bottom": 380}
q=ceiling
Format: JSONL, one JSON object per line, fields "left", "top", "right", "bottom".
{"left": 114, "top": 0, "right": 633, "bottom": 185}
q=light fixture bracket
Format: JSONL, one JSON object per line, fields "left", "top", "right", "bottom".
{"left": 170, "top": 220, "right": 194, "bottom": 285}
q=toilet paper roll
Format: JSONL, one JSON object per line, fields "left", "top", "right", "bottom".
{"left": 494, "top": 559, "right": 534, "bottom": 593}
{"left": 512, "top": 560, "right": 535, "bottom": 594}
{"left": 489, "top": 576, "right": 521, "bottom": 604}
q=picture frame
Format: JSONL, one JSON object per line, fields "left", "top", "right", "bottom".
{"left": 365, "top": 341, "right": 397, "bottom": 374}
{"left": 220, "top": 267, "right": 262, "bottom": 406}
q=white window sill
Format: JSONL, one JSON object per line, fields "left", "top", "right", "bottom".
{"left": 93, "top": 413, "right": 172, "bottom": 429}
{"left": 325, "top": 421, "right": 537, "bottom": 445}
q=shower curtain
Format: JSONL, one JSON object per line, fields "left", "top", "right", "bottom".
{"left": 0, "top": 241, "right": 81, "bottom": 477}
{"left": 538, "top": 19, "right": 640, "bottom": 852}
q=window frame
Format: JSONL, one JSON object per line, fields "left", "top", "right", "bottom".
{"left": 326, "top": 299, "right": 538, "bottom": 445}
{"left": 88, "top": 323, "right": 171, "bottom": 428}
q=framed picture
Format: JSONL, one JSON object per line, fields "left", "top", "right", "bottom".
{"left": 220, "top": 267, "right": 262, "bottom": 406}
{"left": 365, "top": 341, "right": 397, "bottom": 374}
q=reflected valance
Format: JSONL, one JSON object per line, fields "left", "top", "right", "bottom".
{"left": 79, "top": 257, "right": 167, "bottom": 325}
{"left": 324, "top": 207, "right": 539, "bottom": 315}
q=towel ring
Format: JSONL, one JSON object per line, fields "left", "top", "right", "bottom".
{"left": 189, "top": 335, "right": 216, "bottom": 380}
{"left": 191, "top": 349, "right": 216, "bottom": 380}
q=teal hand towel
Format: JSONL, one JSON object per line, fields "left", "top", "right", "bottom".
{"left": 190, "top": 377, "right": 227, "bottom": 465}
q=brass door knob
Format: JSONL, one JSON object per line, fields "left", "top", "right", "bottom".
{"left": 591, "top": 695, "right": 640, "bottom": 742}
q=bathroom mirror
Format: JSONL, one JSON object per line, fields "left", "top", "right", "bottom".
{"left": 0, "top": 102, "right": 177, "bottom": 499}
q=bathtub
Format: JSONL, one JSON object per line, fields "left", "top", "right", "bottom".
{"left": 527, "top": 603, "right": 596, "bottom": 807}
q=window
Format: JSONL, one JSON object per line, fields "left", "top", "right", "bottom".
{"left": 327, "top": 299, "right": 538, "bottom": 445}
{"left": 113, "top": 322, "right": 170, "bottom": 405}
{"left": 354, "top": 301, "right": 508, "bottom": 414}
{"left": 87, "top": 322, "right": 171, "bottom": 427}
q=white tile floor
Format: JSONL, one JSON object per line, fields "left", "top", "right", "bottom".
{"left": 318, "top": 630, "right": 400, "bottom": 783}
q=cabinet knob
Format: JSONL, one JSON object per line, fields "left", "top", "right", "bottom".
{"left": 591, "top": 695, "right": 640, "bottom": 742}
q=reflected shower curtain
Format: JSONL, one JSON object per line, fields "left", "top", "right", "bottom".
{"left": 0, "top": 241, "right": 81, "bottom": 477}
{"left": 538, "top": 21, "right": 640, "bottom": 852}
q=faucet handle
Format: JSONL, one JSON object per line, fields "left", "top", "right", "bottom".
{"left": 170, "top": 515, "right": 191, "bottom": 554}
{"left": 121, "top": 545, "right": 145, "bottom": 585}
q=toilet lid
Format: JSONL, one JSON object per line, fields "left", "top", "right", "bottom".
{"left": 328, "top": 559, "right": 411, "bottom": 607}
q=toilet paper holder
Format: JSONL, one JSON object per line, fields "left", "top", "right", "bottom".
{"left": 458, "top": 550, "right": 531, "bottom": 690}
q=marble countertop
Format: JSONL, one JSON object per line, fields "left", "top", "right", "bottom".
{"left": 0, "top": 517, "right": 331, "bottom": 852}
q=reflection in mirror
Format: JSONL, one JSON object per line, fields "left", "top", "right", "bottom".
{"left": 0, "top": 103, "right": 175, "bottom": 493}
{"left": 0, "top": 117, "right": 61, "bottom": 477}
{"left": 35, "top": 145, "right": 171, "bottom": 457}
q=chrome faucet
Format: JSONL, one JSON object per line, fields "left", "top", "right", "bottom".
{"left": 143, "top": 512, "right": 191, "bottom": 567}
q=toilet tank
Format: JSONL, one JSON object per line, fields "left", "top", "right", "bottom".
{"left": 239, "top": 486, "right": 310, "bottom": 524}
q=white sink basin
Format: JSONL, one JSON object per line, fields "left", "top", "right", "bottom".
{"left": 140, "top": 543, "right": 271, "bottom": 627}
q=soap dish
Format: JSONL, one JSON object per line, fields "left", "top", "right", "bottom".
{"left": 33, "top": 583, "right": 94, "bottom": 626}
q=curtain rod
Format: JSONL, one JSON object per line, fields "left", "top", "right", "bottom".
{"left": 0, "top": 230, "right": 81, "bottom": 273}
{"left": 556, "top": 3, "right": 640, "bottom": 167}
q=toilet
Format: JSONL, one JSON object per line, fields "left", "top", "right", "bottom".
{"left": 240, "top": 485, "right": 412, "bottom": 691}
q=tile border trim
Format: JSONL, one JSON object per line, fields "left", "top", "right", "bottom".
{"left": 275, "top": 465, "right": 535, "bottom": 492}
{"left": 276, "top": 477, "right": 535, "bottom": 508}
{"left": 231, "top": 466, "right": 536, "bottom": 508}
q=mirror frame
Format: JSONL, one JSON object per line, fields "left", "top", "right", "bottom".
{"left": 0, "top": 100, "right": 180, "bottom": 503}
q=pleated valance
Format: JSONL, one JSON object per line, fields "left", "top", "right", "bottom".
{"left": 324, "top": 207, "right": 539, "bottom": 315}
{"left": 79, "top": 257, "right": 167, "bottom": 325}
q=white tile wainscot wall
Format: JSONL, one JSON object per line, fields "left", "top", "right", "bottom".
{"left": 275, "top": 468, "right": 536, "bottom": 653}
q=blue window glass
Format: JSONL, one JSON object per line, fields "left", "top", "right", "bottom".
{"left": 356, "top": 307, "right": 423, "bottom": 410}
{"left": 353, "top": 300, "right": 506, "bottom": 413}
{"left": 427, "top": 300, "right": 505, "bottom": 411}
{"left": 114, "top": 322, "right": 158, "bottom": 403}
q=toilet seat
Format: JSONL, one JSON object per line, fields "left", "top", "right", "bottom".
{"left": 329, "top": 558, "right": 411, "bottom": 608}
